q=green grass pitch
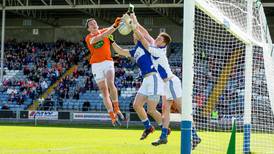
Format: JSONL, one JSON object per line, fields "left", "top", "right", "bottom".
{"left": 0, "top": 124, "right": 273, "bottom": 154}
{"left": 0, "top": 124, "right": 181, "bottom": 154}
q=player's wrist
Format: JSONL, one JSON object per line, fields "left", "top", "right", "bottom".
{"left": 108, "top": 35, "right": 115, "bottom": 44}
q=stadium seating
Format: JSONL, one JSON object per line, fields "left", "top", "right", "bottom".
{"left": 2, "top": 40, "right": 267, "bottom": 117}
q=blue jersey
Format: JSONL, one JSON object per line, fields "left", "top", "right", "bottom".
{"left": 129, "top": 41, "right": 157, "bottom": 77}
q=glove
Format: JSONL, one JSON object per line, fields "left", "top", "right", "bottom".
{"left": 108, "top": 35, "right": 115, "bottom": 44}
{"left": 113, "top": 17, "right": 121, "bottom": 28}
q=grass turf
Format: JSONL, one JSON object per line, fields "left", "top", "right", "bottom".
{"left": 0, "top": 125, "right": 180, "bottom": 154}
{"left": 0, "top": 124, "right": 273, "bottom": 154}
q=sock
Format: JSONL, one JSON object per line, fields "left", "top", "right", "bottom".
{"left": 108, "top": 111, "right": 116, "bottom": 121}
{"left": 142, "top": 118, "right": 151, "bottom": 129}
{"left": 113, "top": 101, "right": 120, "bottom": 113}
{"left": 160, "top": 127, "right": 168, "bottom": 139}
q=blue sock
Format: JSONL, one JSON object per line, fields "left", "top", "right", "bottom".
{"left": 192, "top": 128, "right": 199, "bottom": 140}
{"left": 160, "top": 128, "right": 168, "bottom": 139}
{"left": 142, "top": 119, "right": 151, "bottom": 129}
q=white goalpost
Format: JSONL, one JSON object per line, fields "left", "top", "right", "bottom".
{"left": 182, "top": 0, "right": 274, "bottom": 153}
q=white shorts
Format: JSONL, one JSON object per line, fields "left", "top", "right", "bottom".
{"left": 164, "top": 76, "right": 182, "bottom": 101}
{"left": 138, "top": 73, "right": 164, "bottom": 97}
{"left": 91, "top": 60, "right": 114, "bottom": 83}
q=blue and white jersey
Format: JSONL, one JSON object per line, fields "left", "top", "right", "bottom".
{"left": 149, "top": 46, "right": 174, "bottom": 80}
{"left": 129, "top": 41, "right": 157, "bottom": 77}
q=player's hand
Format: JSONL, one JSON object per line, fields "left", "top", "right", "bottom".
{"left": 130, "top": 13, "right": 138, "bottom": 24}
{"left": 130, "top": 22, "right": 137, "bottom": 31}
{"left": 113, "top": 17, "right": 121, "bottom": 28}
{"left": 130, "top": 13, "right": 136, "bottom": 20}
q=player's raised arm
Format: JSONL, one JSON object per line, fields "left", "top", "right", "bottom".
{"left": 133, "top": 29, "right": 150, "bottom": 51}
{"left": 133, "top": 28, "right": 164, "bottom": 57}
{"left": 112, "top": 42, "right": 131, "bottom": 57}
{"left": 130, "top": 13, "right": 154, "bottom": 45}
{"left": 89, "top": 17, "right": 121, "bottom": 44}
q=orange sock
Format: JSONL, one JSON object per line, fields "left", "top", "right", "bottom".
{"left": 113, "top": 101, "right": 120, "bottom": 113}
{"left": 109, "top": 111, "right": 116, "bottom": 121}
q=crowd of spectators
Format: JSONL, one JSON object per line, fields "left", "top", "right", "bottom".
{"left": 1, "top": 39, "right": 271, "bottom": 127}
{"left": 1, "top": 39, "right": 87, "bottom": 108}
{"left": 1, "top": 40, "right": 252, "bottom": 114}
{"left": 191, "top": 44, "right": 273, "bottom": 126}
{"left": 1, "top": 41, "right": 184, "bottom": 112}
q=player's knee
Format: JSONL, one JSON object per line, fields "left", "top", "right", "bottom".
{"left": 133, "top": 103, "right": 140, "bottom": 111}
{"left": 162, "top": 105, "right": 170, "bottom": 114}
{"left": 102, "top": 92, "right": 109, "bottom": 98}
{"left": 99, "top": 86, "right": 109, "bottom": 97}
{"left": 108, "top": 83, "right": 116, "bottom": 91}
{"left": 147, "top": 109, "right": 156, "bottom": 115}
{"left": 147, "top": 110, "right": 153, "bottom": 115}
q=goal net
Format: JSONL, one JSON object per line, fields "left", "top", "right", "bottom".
{"left": 182, "top": 0, "right": 274, "bottom": 153}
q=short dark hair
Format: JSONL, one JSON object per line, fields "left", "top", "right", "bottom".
{"left": 159, "top": 32, "right": 172, "bottom": 46}
{"left": 85, "top": 18, "right": 95, "bottom": 28}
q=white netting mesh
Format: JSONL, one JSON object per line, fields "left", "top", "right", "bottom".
{"left": 204, "top": 0, "right": 266, "bottom": 43}
{"left": 251, "top": 46, "right": 274, "bottom": 153}
{"left": 191, "top": 1, "right": 274, "bottom": 153}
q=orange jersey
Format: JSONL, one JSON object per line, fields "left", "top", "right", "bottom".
{"left": 85, "top": 29, "right": 113, "bottom": 64}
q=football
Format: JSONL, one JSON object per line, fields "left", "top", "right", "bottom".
{"left": 118, "top": 21, "right": 132, "bottom": 35}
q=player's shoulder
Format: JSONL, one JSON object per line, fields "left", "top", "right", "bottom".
{"left": 155, "top": 46, "right": 167, "bottom": 53}
{"left": 150, "top": 45, "right": 166, "bottom": 50}
{"left": 85, "top": 34, "right": 92, "bottom": 42}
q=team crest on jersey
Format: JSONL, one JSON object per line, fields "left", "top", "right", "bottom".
{"left": 93, "top": 40, "right": 104, "bottom": 49}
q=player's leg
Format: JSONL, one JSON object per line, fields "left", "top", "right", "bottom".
{"left": 133, "top": 93, "right": 155, "bottom": 140}
{"left": 133, "top": 93, "right": 147, "bottom": 120}
{"left": 92, "top": 62, "right": 120, "bottom": 126}
{"left": 152, "top": 77, "right": 180, "bottom": 146}
{"left": 146, "top": 73, "right": 164, "bottom": 128}
{"left": 146, "top": 96, "right": 162, "bottom": 127}
{"left": 105, "top": 64, "right": 125, "bottom": 121}
{"left": 97, "top": 80, "right": 120, "bottom": 126}
{"left": 162, "top": 99, "right": 171, "bottom": 128}
{"left": 151, "top": 96, "right": 171, "bottom": 146}
{"left": 162, "top": 96, "right": 172, "bottom": 136}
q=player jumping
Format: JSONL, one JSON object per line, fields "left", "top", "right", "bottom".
{"left": 111, "top": 32, "right": 165, "bottom": 140}
{"left": 130, "top": 13, "right": 201, "bottom": 148}
{"left": 85, "top": 17, "right": 125, "bottom": 126}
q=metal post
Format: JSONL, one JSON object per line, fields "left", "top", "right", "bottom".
{"left": 181, "top": 0, "right": 195, "bottom": 153}
{"left": 0, "top": 0, "right": 6, "bottom": 82}
{"left": 243, "top": 0, "right": 253, "bottom": 153}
